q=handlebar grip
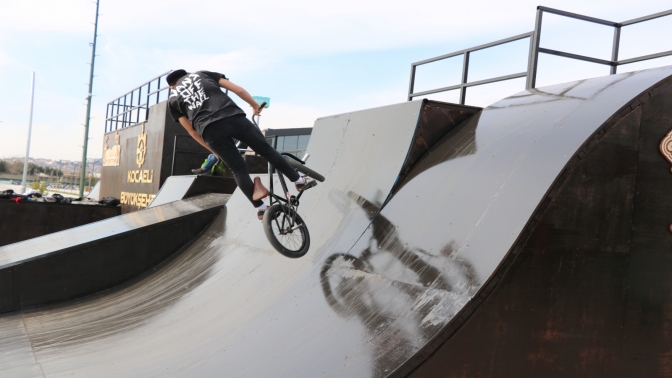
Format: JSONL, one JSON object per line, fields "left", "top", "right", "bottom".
{"left": 251, "top": 102, "right": 267, "bottom": 127}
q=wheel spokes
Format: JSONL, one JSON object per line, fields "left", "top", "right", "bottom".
{"left": 270, "top": 207, "right": 304, "bottom": 251}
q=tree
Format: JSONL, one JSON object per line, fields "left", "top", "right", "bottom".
{"left": 0, "top": 160, "right": 6, "bottom": 173}
{"left": 30, "top": 181, "right": 48, "bottom": 195}
{"left": 7, "top": 160, "right": 22, "bottom": 174}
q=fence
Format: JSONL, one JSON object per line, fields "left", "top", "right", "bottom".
{"left": 105, "top": 71, "right": 171, "bottom": 133}
{"left": 407, "top": 6, "right": 672, "bottom": 104}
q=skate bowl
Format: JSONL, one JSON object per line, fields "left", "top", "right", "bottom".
{"left": 1, "top": 66, "right": 672, "bottom": 377}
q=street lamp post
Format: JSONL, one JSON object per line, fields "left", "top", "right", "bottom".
{"left": 21, "top": 71, "right": 36, "bottom": 194}
{"left": 71, "top": 163, "right": 76, "bottom": 191}
{"left": 79, "top": 0, "right": 100, "bottom": 198}
{"left": 87, "top": 161, "right": 97, "bottom": 194}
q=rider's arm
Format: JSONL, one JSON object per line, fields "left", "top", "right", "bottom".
{"left": 218, "top": 78, "right": 262, "bottom": 115}
{"left": 177, "top": 117, "right": 219, "bottom": 158}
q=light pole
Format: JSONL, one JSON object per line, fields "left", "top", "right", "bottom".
{"left": 87, "top": 161, "right": 97, "bottom": 194}
{"left": 71, "top": 163, "right": 76, "bottom": 191}
{"left": 21, "top": 71, "right": 36, "bottom": 194}
{"left": 79, "top": 0, "right": 100, "bottom": 198}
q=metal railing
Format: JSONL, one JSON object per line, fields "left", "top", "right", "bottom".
{"left": 407, "top": 6, "right": 672, "bottom": 104}
{"left": 105, "top": 71, "right": 171, "bottom": 132}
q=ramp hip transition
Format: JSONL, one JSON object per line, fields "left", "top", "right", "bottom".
{"left": 1, "top": 66, "right": 672, "bottom": 377}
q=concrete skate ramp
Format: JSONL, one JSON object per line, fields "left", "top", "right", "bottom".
{"left": 0, "top": 194, "right": 227, "bottom": 314}
{"left": 0, "top": 100, "right": 478, "bottom": 377}
{"left": 2, "top": 67, "right": 672, "bottom": 377}
{"left": 148, "top": 175, "right": 237, "bottom": 208}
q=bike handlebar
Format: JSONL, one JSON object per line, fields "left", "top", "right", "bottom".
{"left": 251, "top": 101, "right": 267, "bottom": 127}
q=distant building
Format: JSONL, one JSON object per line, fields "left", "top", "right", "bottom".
{"left": 263, "top": 128, "right": 312, "bottom": 159}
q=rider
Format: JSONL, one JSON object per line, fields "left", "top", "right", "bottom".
{"left": 192, "top": 153, "right": 220, "bottom": 175}
{"left": 166, "top": 69, "right": 315, "bottom": 219}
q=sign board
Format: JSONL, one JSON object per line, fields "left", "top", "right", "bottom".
{"left": 100, "top": 102, "right": 207, "bottom": 213}
{"left": 252, "top": 96, "right": 270, "bottom": 108}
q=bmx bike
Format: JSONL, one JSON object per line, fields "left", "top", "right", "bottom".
{"left": 249, "top": 104, "right": 325, "bottom": 258}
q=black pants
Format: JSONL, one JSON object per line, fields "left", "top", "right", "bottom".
{"left": 202, "top": 115, "right": 300, "bottom": 207}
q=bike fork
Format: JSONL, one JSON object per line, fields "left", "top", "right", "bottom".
{"left": 278, "top": 173, "right": 302, "bottom": 225}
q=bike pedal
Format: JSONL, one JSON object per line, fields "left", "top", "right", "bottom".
{"left": 300, "top": 180, "right": 317, "bottom": 191}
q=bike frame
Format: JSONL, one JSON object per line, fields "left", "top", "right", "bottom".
{"left": 250, "top": 107, "right": 307, "bottom": 232}
{"left": 266, "top": 152, "right": 307, "bottom": 230}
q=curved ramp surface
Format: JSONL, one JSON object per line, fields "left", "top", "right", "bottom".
{"left": 1, "top": 67, "right": 672, "bottom": 377}
{"left": 0, "top": 194, "right": 227, "bottom": 314}
{"left": 403, "top": 69, "right": 672, "bottom": 376}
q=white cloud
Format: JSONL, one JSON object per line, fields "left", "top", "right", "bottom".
{"left": 0, "top": 1, "right": 93, "bottom": 33}
{"left": 76, "top": 0, "right": 672, "bottom": 55}
{"left": 2, "top": 0, "right": 669, "bottom": 56}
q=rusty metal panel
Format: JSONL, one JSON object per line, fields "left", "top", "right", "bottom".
{"left": 620, "top": 82, "right": 672, "bottom": 377}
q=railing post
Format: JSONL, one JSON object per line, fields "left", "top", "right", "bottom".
{"left": 104, "top": 103, "right": 109, "bottom": 133}
{"left": 122, "top": 94, "right": 128, "bottom": 129}
{"left": 129, "top": 90, "right": 134, "bottom": 126}
{"left": 115, "top": 98, "right": 121, "bottom": 130}
{"left": 611, "top": 25, "right": 621, "bottom": 74}
{"left": 146, "top": 80, "right": 151, "bottom": 122}
{"left": 157, "top": 77, "right": 162, "bottom": 104}
{"left": 136, "top": 87, "right": 141, "bottom": 124}
{"left": 459, "top": 51, "right": 470, "bottom": 105}
{"left": 407, "top": 65, "right": 416, "bottom": 101}
{"left": 526, "top": 7, "right": 544, "bottom": 89}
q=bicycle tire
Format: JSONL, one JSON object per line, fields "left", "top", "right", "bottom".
{"left": 284, "top": 157, "right": 325, "bottom": 182}
{"left": 263, "top": 203, "right": 310, "bottom": 258}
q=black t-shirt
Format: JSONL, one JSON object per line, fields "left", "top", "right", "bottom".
{"left": 168, "top": 71, "right": 245, "bottom": 136}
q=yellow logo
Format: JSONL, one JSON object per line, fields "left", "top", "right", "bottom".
{"left": 660, "top": 129, "right": 672, "bottom": 173}
{"left": 102, "top": 132, "right": 121, "bottom": 167}
{"left": 136, "top": 124, "right": 147, "bottom": 168}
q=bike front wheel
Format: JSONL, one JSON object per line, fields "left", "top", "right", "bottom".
{"left": 263, "top": 204, "right": 310, "bottom": 258}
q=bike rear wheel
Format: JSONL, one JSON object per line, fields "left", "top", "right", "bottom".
{"left": 263, "top": 204, "right": 310, "bottom": 258}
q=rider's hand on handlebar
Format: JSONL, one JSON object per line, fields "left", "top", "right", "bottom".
{"left": 252, "top": 103, "right": 263, "bottom": 116}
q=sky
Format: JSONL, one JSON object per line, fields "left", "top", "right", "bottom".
{"left": 0, "top": 0, "right": 671, "bottom": 161}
